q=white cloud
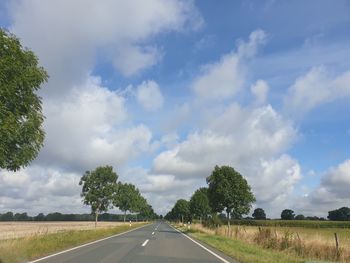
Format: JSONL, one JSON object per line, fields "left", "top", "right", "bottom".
{"left": 9, "top": 0, "right": 203, "bottom": 96}
{"left": 151, "top": 103, "right": 300, "bottom": 216}
{"left": 136, "top": 80, "right": 164, "bottom": 111}
{"left": 113, "top": 45, "right": 161, "bottom": 77}
{"left": 296, "top": 159, "right": 350, "bottom": 217}
{"left": 37, "top": 76, "right": 154, "bottom": 172}
{"left": 284, "top": 66, "right": 350, "bottom": 116}
{"left": 192, "top": 30, "right": 267, "bottom": 101}
{"left": 0, "top": 166, "right": 85, "bottom": 215}
{"left": 251, "top": 80, "right": 269, "bottom": 105}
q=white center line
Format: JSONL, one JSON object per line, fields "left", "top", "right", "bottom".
{"left": 152, "top": 232, "right": 155, "bottom": 235}
{"left": 142, "top": 239, "right": 149, "bottom": 247}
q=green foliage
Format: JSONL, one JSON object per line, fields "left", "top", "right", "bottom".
{"left": 294, "top": 214, "right": 305, "bottom": 220}
{"left": 79, "top": 166, "right": 118, "bottom": 222}
{"left": 0, "top": 29, "right": 48, "bottom": 171}
{"left": 328, "top": 207, "right": 350, "bottom": 221}
{"left": 189, "top": 187, "right": 211, "bottom": 221}
{"left": 166, "top": 199, "right": 191, "bottom": 222}
{"left": 281, "top": 209, "right": 295, "bottom": 220}
{"left": 206, "top": 165, "right": 255, "bottom": 218}
{"left": 252, "top": 208, "right": 266, "bottom": 220}
{"left": 113, "top": 182, "right": 147, "bottom": 221}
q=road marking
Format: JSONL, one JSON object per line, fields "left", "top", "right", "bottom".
{"left": 142, "top": 239, "right": 149, "bottom": 247}
{"left": 29, "top": 224, "right": 152, "bottom": 262}
{"left": 169, "top": 224, "right": 230, "bottom": 263}
{"left": 152, "top": 231, "right": 155, "bottom": 235}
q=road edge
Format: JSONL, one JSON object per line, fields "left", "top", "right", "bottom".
{"left": 168, "top": 223, "right": 237, "bottom": 263}
{"left": 29, "top": 223, "right": 152, "bottom": 263}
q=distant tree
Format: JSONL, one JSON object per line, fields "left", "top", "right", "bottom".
{"left": 328, "top": 207, "right": 350, "bottom": 221}
{"left": 34, "top": 213, "right": 45, "bottom": 221}
{"left": 79, "top": 166, "right": 118, "bottom": 227}
{"left": 14, "top": 212, "right": 29, "bottom": 221}
{"left": 114, "top": 182, "right": 142, "bottom": 222}
{"left": 207, "top": 165, "right": 255, "bottom": 232}
{"left": 252, "top": 208, "right": 266, "bottom": 220}
{"left": 173, "top": 199, "right": 190, "bottom": 223}
{"left": 0, "top": 29, "right": 48, "bottom": 171}
{"left": 189, "top": 187, "right": 211, "bottom": 224}
{"left": 295, "top": 214, "right": 305, "bottom": 220}
{"left": 281, "top": 209, "right": 295, "bottom": 220}
{"left": 1, "top": 211, "right": 14, "bottom": 221}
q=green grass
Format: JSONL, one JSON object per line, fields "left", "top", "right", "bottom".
{"left": 0, "top": 222, "right": 148, "bottom": 263}
{"left": 189, "top": 231, "right": 308, "bottom": 263}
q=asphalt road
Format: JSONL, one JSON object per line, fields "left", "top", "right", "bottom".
{"left": 30, "top": 221, "right": 236, "bottom": 263}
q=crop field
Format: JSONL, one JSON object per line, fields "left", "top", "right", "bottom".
{"left": 0, "top": 221, "right": 129, "bottom": 240}
{"left": 187, "top": 222, "right": 350, "bottom": 262}
{"left": 230, "top": 219, "right": 350, "bottom": 228}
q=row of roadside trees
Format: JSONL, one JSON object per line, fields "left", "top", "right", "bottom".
{"left": 80, "top": 165, "right": 157, "bottom": 226}
{"left": 165, "top": 165, "right": 350, "bottom": 227}
{"left": 165, "top": 165, "right": 255, "bottom": 231}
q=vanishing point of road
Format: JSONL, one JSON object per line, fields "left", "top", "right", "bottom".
{"left": 29, "top": 221, "right": 236, "bottom": 263}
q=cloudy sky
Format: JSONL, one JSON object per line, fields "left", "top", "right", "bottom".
{"left": 1, "top": 0, "right": 350, "bottom": 218}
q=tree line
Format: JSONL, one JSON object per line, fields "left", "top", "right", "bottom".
{"left": 0, "top": 212, "right": 161, "bottom": 222}
{"left": 79, "top": 165, "right": 158, "bottom": 226}
{"left": 165, "top": 165, "right": 350, "bottom": 226}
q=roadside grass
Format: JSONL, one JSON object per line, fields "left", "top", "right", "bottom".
{"left": 189, "top": 231, "right": 304, "bottom": 263}
{"left": 178, "top": 223, "right": 348, "bottom": 262}
{"left": 0, "top": 222, "right": 148, "bottom": 263}
{"left": 228, "top": 220, "right": 350, "bottom": 229}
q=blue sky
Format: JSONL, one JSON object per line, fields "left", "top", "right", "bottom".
{"left": 1, "top": 0, "right": 350, "bottom": 217}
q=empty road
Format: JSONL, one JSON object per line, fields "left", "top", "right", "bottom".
{"left": 30, "top": 221, "right": 236, "bottom": 263}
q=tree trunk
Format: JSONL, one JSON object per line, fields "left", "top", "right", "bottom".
{"left": 200, "top": 216, "right": 202, "bottom": 225}
{"left": 227, "top": 211, "right": 230, "bottom": 236}
{"left": 136, "top": 214, "right": 138, "bottom": 222}
{"left": 181, "top": 215, "right": 184, "bottom": 225}
{"left": 124, "top": 211, "right": 126, "bottom": 223}
{"left": 95, "top": 211, "right": 98, "bottom": 228}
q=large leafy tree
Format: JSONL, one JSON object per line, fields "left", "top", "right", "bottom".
{"left": 281, "top": 209, "right": 295, "bottom": 220}
{"left": 173, "top": 199, "right": 190, "bottom": 223}
{"left": 328, "top": 207, "right": 350, "bottom": 221}
{"left": 114, "top": 182, "right": 143, "bottom": 222}
{"left": 189, "top": 187, "right": 211, "bottom": 224}
{"left": 0, "top": 29, "right": 48, "bottom": 171}
{"left": 252, "top": 208, "right": 266, "bottom": 220}
{"left": 207, "top": 165, "right": 255, "bottom": 231}
{"left": 79, "top": 166, "right": 118, "bottom": 227}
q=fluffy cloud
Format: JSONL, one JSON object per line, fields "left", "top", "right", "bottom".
{"left": 9, "top": 0, "right": 203, "bottom": 96}
{"left": 284, "top": 66, "right": 350, "bottom": 116}
{"left": 251, "top": 80, "right": 269, "bottom": 105}
{"left": 152, "top": 103, "right": 300, "bottom": 216}
{"left": 299, "top": 159, "right": 350, "bottom": 217}
{"left": 136, "top": 80, "right": 164, "bottom": 111}
{"left": 1, "top": 0, "right": 203, "bottom": 214}
{"left": 36, "top": 76, "right": 154, "bottom": 172}
{"left": 0, "top": 166, "right": 85, "bottom": 214}
{"left": 193, "top": 30, "right": 266, "bottom": 101}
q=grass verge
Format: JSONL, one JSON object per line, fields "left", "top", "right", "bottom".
{"left": 0, "top": 222, "right": 148, "bottom": 263}
{"left": 175, "top": 225, "right": 310, "bottom": 263}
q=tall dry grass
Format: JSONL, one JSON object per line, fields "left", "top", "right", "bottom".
{"left": 0, "top": 221, "right": 127, "bottom": 240}
{"left": 190, "top": 223, "right": 350, "bottom": 262}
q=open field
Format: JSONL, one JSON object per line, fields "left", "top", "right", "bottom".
{"left": 229, "top": 219, "right": 350, "bottom": 229}
{"left": 0, "top": 222, "right": 148, "bottom": 263}
{"left": 0, "top": 221, "right": 132, "bottom": 240}
{"left": 181, "top": 223, "right": 350, "bottom": 262}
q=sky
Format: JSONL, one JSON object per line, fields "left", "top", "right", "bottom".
{"left": 1, "top": 0, "right": 350, "bottom": 218}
